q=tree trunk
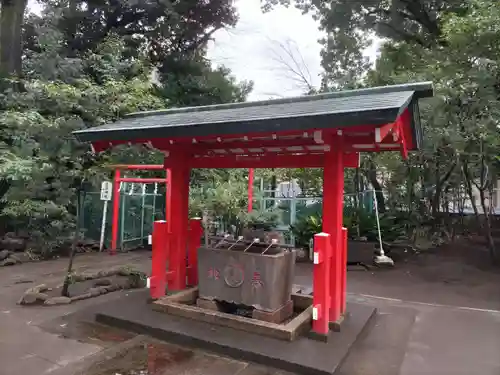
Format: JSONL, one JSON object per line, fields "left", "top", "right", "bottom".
{"left": 270, "top": 170, "right": 277, "bottom": 198}
{"left": 478, "top": 188, "right": 498, "bottom": 264}
{"left": 406, "top": 162, "right": 414, "bottom": 213}
{"left": 431, "top": 162, "right": 456, "bottom": 218}
{"left": 0, "top": 0, "right": 27, "bottom": 77}
{"left": 462, "top": 161, "right": 482, "bottom": 231}
{"left": 365, "top": 162, "right": 386, "bottom": 213}
{"left": 61, "top": 188, "right": 83, "bottom": 297}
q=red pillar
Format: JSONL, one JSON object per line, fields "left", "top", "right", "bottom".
{"left": 111, "top": 169, "right": 120, "bottom": 255}
{"left": 187, "top": 218, "right": 203, "bottom": 286}
{"left": 322, "top": 136, "right": 344, "bottom": 323}
{"left": 150, "top": 220, "right": 167, "bottom": 299}
{"left": 166, "top": 157, "right": 190, "bottom": 291}
{"left": 312, "top": 232, "right": 331, "bottom": 336}
{"left": 248, "top": 168, "right": 254, "bottom": 212}
{"left": 341, "top": 227, "right": 348, "bottom": 314}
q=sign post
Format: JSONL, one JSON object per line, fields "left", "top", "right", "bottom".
{"left": 99, "top": 181, "right": 113, "bottom": 252}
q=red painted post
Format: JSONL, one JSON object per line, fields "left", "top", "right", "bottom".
{"left": 248, "top": 168, "right": 254, "bottom": 212}
{"left": 322, "top": 135, "right": 344, "bottom": 323}
{"left": 341, "top": 227, "right": 348, "bottom": 314}
{"left": 187, "top": 218, "right": 203, "bottom": 286}
{"left": 312, "top": 232, "right": 331, "bottom": 336}
{"left": 110, "top": 169, "right": 120, "bottom": 255}
{"left": 166, "top": 160, "right": 191, "bottom": 291}
{"left": 150, "top": 220, "right": 167, "bottom": 299}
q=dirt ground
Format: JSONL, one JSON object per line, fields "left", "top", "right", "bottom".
{"left": 347, "top": 241, "right": 500, "bottom": 310}
{"left": 0, "top": 243, "right": 499, "bottom": 375}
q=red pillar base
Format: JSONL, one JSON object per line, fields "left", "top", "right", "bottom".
{"left": 341, "top": 227, "right": 348, "bottom": 314}
{"left": 312, "top": 233, "right": 331, "bottom": 336}
{"left": 187, "top": 218, "right": 203, "bottom": 286}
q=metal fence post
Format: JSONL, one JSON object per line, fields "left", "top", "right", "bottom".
{"left": 119, "top": 183, "right": 126, "bottom": 251}
{"left": 140, "top": 184, "right": 146, "bottom": 243}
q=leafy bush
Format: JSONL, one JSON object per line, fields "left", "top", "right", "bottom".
{"left": 290, "top": 214, "right": 323, "bottom": 249}
{"left": 290, "top": 208, "right": 413, "bottom": 249}
{"left": 239, "top": 210, "right": 282, "bottom": 231}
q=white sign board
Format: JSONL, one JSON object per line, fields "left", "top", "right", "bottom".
{"left": 100, "top": 181, "right": 113, "bottom": 201}
{"left": 277, "top": 180, "right": 302, "bottom": 198}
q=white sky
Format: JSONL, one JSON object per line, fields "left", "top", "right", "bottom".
{"left": 207, "top": 0, "right": 324, "bottom": 100}
{"left": 27, "top": 0, "right": 379, "bottom": 101}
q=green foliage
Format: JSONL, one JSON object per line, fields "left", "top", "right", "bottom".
{"left": 190, "top": 176, "right": 249, "bottom": 219}
{"left": 290, "top": 214, "right": 322, "bottom": 249}
{"left": 291, "top": 209, "right": 412, "bottom": 249}
{"left": 239, "top": 210, "right": 282, "bottom": 231}
{"left": 26, "top": 0, "right": 237, "bottom": 65}
{"left": 158, "top": 58, "right": 254, "bottom": 107}
{"left": 0, "top": 0, "right": 253, "bottom": 256}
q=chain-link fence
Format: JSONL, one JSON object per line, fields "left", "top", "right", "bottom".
{"left": 257, "top": 187, "right": 377, "bottom": 246}
{"left": 80, "top": 182, "right": 165, "bottom": 251}
{"left": 80, "top": 175, "right": 379, "bottom": 250}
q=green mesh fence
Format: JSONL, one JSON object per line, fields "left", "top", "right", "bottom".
{"left": 80, "top": 183, "right": 165, "bottom": 251}
{"left": 258, "top": 191, "right": 376, "bottom": 246}
{"left": 81, "top": 191, "right": 113, "bottom": 248}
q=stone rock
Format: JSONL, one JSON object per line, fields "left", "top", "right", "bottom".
{"left": 18, "top": 292, "right": 49, "bottom": 305}
{"left": 97, "top": 270, "right": 115, "bottom": 278}
{"left": 117, "top": 268, "right": 133, "bottom": 277}
{"left": 10, "top": 252, "right": 32, "bottom": 263}
{"left": 25, "top": 284, "right": 48, "bottom": 294}
{"left": 0, "top": 258, "right": 17, "bottom": 267}
{"left": 93, "top": 278, "right": 112, "bottom": 287}
{"left": 33, "top": 284, "right": 48, "bottom": 293}
{"left": 44, "top": 296, "right": 71, "bottom": 305}
{"left": 82, "top": 273, "right": 96, "bottom": 281}
{"left": 0, "top": 236, "right": 26, "bottom": 252}
{"left": 98, "top": 286, "right": 109, "bottom": 294}
{"left": 70, "top": 293, "right": 92, "bottom": 302}
{"left": 0, "top": 250, "right": 10, "bottom": 261}
{"left": 88, "top": 287, "right": 102, "bottom": 297}
{"left": 8, "top": 254, "right": 22, "bottom": 263}
{"left": 105, "top": 284, "right": 120, "bottom": 292}
{"left": 71, "top": 274, "right": 86, "bottom": 282}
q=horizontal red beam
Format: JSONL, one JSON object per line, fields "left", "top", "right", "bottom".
{"left": 110, "top": 164, "right": 164, "bottom": 170}
{"left": 119, "top": 177, "right": 167, "bottom": 183}
{"left": 154, "top": 135, "right": 402, "bottom": 157}
{"left": 169, "top": 137, "right": 322, "bottom": 153}
{"left": 163, "top": 153, "right": 360, "bottom": 169}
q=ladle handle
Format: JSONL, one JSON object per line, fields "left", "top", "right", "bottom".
{"left": 243, "top": 238, "right": 259, "bottom": 252}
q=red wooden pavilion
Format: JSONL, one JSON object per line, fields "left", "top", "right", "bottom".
{"left": 74, "top": 82, "right": 433, "bottom": 336}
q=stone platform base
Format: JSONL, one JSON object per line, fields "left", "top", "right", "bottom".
{"left": 94, "top": 290, "right": 377, "bottom": 375}
{"left": 196, "top": 297, "right": 294, "bottom": 324}
{"left": 153, "top": 288, "right": 309, "bottom": 341}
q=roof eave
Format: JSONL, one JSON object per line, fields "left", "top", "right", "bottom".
{"left": 75, "top": 107, "right": 401, "bottom": 143}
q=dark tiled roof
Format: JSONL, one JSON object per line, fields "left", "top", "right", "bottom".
{"left": 73, "top": 82, "right": 433, "bottom": 143}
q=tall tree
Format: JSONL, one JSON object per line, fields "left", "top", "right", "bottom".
{"left": 262, "top": 0, "right": 469, "bottom": 88}
{"left": 0, "top": 0, "right": 28, "bottom": 76}
{"left": 29, "top": 0, "right": 237, "bottom": 64}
